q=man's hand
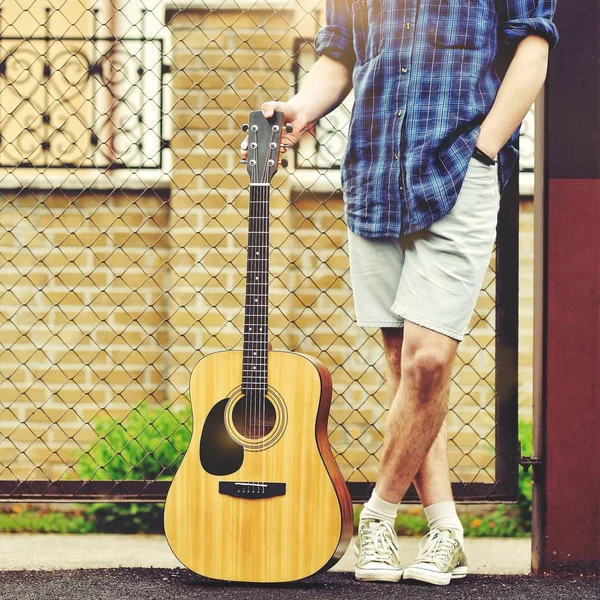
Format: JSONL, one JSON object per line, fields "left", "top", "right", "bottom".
{"left": 240, "top": 101, "right": 311, "bottom": 162}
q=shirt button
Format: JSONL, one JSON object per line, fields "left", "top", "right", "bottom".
{"left": 397, "top": 109, "right": 403, "bottom": 116}
{"left": 394, "top": 152, "right": 399, "bottom": 160}
{"left": 401, "top": 67, "right": 408, "bottom": 74}
{"left": 405, "top": 22, "right": 411, "bottom": 29}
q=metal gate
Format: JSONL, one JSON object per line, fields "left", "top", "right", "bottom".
{"left": 0, "top": 1, "right": 519, "bottom": 503}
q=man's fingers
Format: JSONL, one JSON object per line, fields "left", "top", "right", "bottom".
{"left": 240, "top": 136, "right": 248, "bottom": 159}
{"left": 261, "top": 101, "right": 281, "bottom": 118}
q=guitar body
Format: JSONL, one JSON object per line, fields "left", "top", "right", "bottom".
{"left": 164, "top": 348, "right": 353, "bottom": 582}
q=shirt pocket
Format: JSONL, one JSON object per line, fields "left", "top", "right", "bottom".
{"left": 351, "top": 0, "right": 382, "bottom": 65}
{"left": 427, "top": 0, "right": 489, "bottom": 50}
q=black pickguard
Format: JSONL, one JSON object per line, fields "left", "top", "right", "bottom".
{"left": 199, "top": 398, "right": 244, "bottom": 476}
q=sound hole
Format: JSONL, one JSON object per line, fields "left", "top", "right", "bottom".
{"left": 231, "top": 393, "right": 277, "bottom": 440}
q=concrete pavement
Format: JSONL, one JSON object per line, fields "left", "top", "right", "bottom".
{"left": 0, "top": 534, "right": 531, "bottom": 574}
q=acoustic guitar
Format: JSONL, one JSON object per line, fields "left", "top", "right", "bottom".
{"left": 164, "top": 109, "right": 353, "bottom": 582}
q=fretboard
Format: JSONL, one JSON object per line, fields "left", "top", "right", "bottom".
{"left": 242, "top": 184, "right": 270, "bottom": 394}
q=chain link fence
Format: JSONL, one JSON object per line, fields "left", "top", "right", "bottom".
{"left": 0, "top": 0, "right": 518, "bottom": 502}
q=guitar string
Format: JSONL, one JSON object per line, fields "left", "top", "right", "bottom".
{"left": 252, "top": 129, "right": 259, "bottom": 474}
{"left": 260, "top": 125, "right": 274, "bottom": 494}
{"left": 252, "top": 124, "right": 266, "bottom": 493}
{"left": 254, "top": 131, "right": 265, "bottom": 492}
{"left": 245, "top": 119, "right": 278, "bottom": 495}
{"left": 247, "top": 137, "right": 256, "bottom": 487}
{"left": 247, "top": 127, "right": 259, "bottom": 459}
{"left": 261, "top": 123, "right": 278, "bottom": 494}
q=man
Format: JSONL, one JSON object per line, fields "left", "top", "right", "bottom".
{"left": 241, "top": 0, "right": 559, "bottom": 585}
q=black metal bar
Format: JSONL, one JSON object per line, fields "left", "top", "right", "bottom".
{"left": 494, "top": 145, "right": 521, "bottom": 502}
{"left": 0, "top": 480, "right": 171, "bottom": 503}
{"left": 0, "top": 479, "right": 516, "bottom": 504}
{"left": 347, "top": 482, "right": 519, "bottom": 504}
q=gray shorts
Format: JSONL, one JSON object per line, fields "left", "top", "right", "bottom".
{"left": 347, "top": 155, "right": 501, "bottom": 342}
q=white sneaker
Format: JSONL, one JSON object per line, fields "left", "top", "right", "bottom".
{"left": 354, "top": 518, "right": 403, "bottom": 582}
{"left": 402, "top": 528, "right": 468, "bottom": 585}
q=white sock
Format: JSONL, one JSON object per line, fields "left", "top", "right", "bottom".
{"left": 360, "top": 489, "right": 400, "bottom": 527}
{"left": 424, "top": 500, "right": 464, "bottom": 546}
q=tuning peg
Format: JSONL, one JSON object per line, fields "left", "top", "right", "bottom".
{"left": 279, "top": 158, "right": 288, "bottom": 168}
{"left": 285, "top": 123, "right": 293, "bottom": 134}
{"left": 241, "top": 124, "right": 249, "bottom": 132}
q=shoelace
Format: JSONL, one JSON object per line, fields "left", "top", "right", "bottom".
{"left": 360, "top": 521, "right": 399, "bottom": 564}
{"left": 415, "top": 529, "right": 457, "bottom": 566}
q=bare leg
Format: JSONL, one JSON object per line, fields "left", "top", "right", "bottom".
{"left": 354, "top": 323, "right": 461, "bottom": 584}
{"left": 380, "top": 327, "right": 453, "bottom": 506}
{"left": 376, "top": 321, "right": 458, "bottom": 503}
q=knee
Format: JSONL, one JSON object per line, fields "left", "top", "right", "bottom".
{"left": 402, "top": 347, "right": 451, "bottom": 393}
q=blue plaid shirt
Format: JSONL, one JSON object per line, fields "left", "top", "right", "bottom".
{"left": 314, "top": 0, "right": 559, "bottom": 237}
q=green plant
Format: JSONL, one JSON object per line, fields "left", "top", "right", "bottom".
{"left": 75, "top": 401, "right": 191, "bottom": 481}
{"left": 75, "top": 400, "right": 192, "bottom": 534}
{"left": 513, "top": 417, "right": 533, "bottom": 530}
{"left": 0, "top": 506, "right": 94, "bottom": 534}
{"left": 83, "top": 502, "right": 166, "bottom": 534}
{"left": 462, "top": 418, "right": 533, "bottom": 537}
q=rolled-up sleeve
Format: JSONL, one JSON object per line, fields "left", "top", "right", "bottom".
{"left": 499, "top": 0, "right": 560, "bottom": 50}
{"left": 314, "top": 0, "right": 356, "bottom": 69}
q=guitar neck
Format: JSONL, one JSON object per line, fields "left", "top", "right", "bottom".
{"left": 242, "top": 184, "right": 270, "bottom": 393}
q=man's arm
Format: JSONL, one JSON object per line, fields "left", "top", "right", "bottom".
{"left": 286, "top": 55, "right": 353, "bottom": 127}
{"left": 476, "top": 0, "right": 560, "bottom": 159}
{"left": 241, "top": 55, "right": 353, "bottom": 161}
{"left": 286, "top": 0, "right": 355, "bottom": 124}
{"left": 241, "top": 0, "right": 355, "bottom": 160}
{"left": 476, "top": 35, "right": 552, "bottom": 159}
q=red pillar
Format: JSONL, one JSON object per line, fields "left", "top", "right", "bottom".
{"left": 532, "top": 0, "right": 600, "bottom": 573}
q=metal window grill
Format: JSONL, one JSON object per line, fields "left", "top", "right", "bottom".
{"left": 0, "top": 0, "right": 519, "bottom": 503}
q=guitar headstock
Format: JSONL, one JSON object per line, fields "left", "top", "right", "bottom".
{"left": 243, "top": 110, "right": 288, "bottom": 184}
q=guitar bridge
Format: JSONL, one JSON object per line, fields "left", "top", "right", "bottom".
{"left": 219, "top": 481, "right": 286, "bottom": 499}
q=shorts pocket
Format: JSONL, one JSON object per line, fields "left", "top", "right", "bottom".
{"left": 470, "top": 153, "right": 495, "bottom": 168}
{"left": 465, "top": 156, "right": 501, "bottom": 203}
{"left": 427, "top": 0, "right": 488, "bottom": 50}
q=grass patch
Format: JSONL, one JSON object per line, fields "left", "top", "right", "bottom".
{"left": 0, "top": 506, "right": 94, "bottom": 534}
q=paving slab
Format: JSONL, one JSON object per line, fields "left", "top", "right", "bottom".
{"left": 0, "top": 534, "right": 531, "bottom": 574}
